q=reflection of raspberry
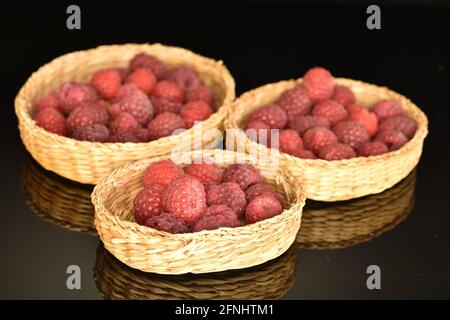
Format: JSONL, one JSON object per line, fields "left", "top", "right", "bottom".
{"left": 288, "top": 115, "right": 330, "bottom": 136}
{"left": 332, "top": 85, "right": 355, "bottom": 106}
{"left": 144, "top": 212, "right": 189, "bottom": 234}
{"left": 223, "top": 164, "right": 263, "bottom": 191}
{"left": 186, "top": 85, "right": 214, "bottom": 106}
{"left": 279, "top": 129, "right": 303, "bottom": 154}
{"left": 245, "top": 183, "right": 282, "bottom": 203}
{"left": 290, "top": 148, "right": 317, "bottom": 159}
{"left": 303, "top": 127, "right": 338, "bottom": 154}
{"left": 192, "top": 205, "right": 240, "bottom": 232}
{"left": 333, "top": 121, "right": 370, "bottom": 149}
{"left": 35, "top": 91, "right": 63, "bottom": 113}
{"left": 374, "top": 130, "right": 408, "bottom": 151}
{"left": 318, "top": 143, "right": 356, "bottom": 160}
{"left": 129, "top": 53, "right": 166, "bottom": 79}
{"left": 67, "top": 104, "right": 109, "bottom": 132}
{"left": 276, "top": 87, "right": 312, "bottom": 121}
{"left": 133, "top": 185, "right": 166, "bottom": 224}
{"left": 312, "top": 100, "right": 348, "bottom": 126}
{"left": 153, "top": 80, "right": 184, "bottom": 103}
{"left": 162, "top": 67, "right": 201, "bottom": 91}
{"left": 379, "top": 115, "right": 417, "bottom": 139}
{"left": 302, "top": 67, "right": 334, "bottom": 103}
{"left": 90, "top": 69, "right": 122, "bottom": 100}
{"left": 109, "top": 131, "right": 140, "bottom": 143}
{"left": 147, "top": 112, "right": 186, "bottom": 140}
{"left": 186, "top": 162, "right": 222, "bottom": 186}
{"left": 150, "top": 96, "right": 182, "bottom": 115}
{"left": 357, "top": 141, "right": 388, "bottom": 157}
{"left": 248, "top": 104, "right": 287, "bottom": 129}
{"left": 348, "top": 107, "right": 378, "bottom": 137}
{"left": 34, "top": 108, "right": 67, "bottom": 136}
{"left": 125, "top": 68, "right": 156, "bottom": 95}
{"left": 58, "top": 82, "right": 98, "bottom": 114}
{"left": 110, "top": 112, "right": 140, "bottom": 135}
{"left": 143, "top": 160, "right": 185, "bottom": 188}
{"left": 72, "top": 124, "right": 109, "bottom": 142}
{"left": 180, "top": 101, "right": 213, "bottom": 128}
{"left": 245, "top": 194, "right": 283, "bottom": 224}
{"left": 371, "top": 99, "right": 404, "bottom": 120}
{"left": 206, "top": 182, "right": 247, "bottom": 217}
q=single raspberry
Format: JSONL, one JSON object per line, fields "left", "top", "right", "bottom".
{"left": 276, "top": 86, "right": 312, "bottom": 121}
{"left": 58, "top": 82, "right": 98, "bottom": 114}
{"left": 312, "top": 100, "right": 348, "bottom": 126}
{"left": 125, "top": 68, "right": 157, "bottom": 95}
{"left": 143, "top": 160, "right": 185, "bottom": 188}
{"left": 72, "top": 124, "right": 109, "bottom": 142}
{"left": 35, "top": 91, "right": 63, "bottom": 113}
{"left": 290, "top": 148, "right": 317, "bottom": 159}
{"left": 90, "top": 69, "right": 122, "bottom": 100}
{"left": 185, "top": 85, "right": 214, "bottom": 106}
{"left": 288, "top": 115, "right": 330, "bottom": 136}
{"left": 147, "top": 112, "right": 186, "bottom": 140}
{"left": 278, "top": 129, "right": 303, "bottom": 154}
{"left": 164, "top": 176, "right": 207, "bottom": 223}
{"left": 179, "top": 101, "right": 213, "bottom": 128}
{"left": 206, "top": 182, "right": 247, "bottom": 217}
{"left": 302, "top": 67, "right": 335, "bottom": 103}
{"left": 247, "top": 104, "right": 287, "bottom": 129}
{"left": 245, "top": 194, "right": 283, "bottom": 224}
{"left": 357, "top": 141, "right": 388, "bottom": 157}
{"left": 152, "top": 80, "right": 184, "bottom": 103}
{"left": 66, "top": 104, "right": 109, "bottom": 132}
{"left": 185, "top": 162, "right": 222, "bottom": 186}
{"left": 303, "top": 127, "right": 338, "bottom": 154}
{"left": 332, "top": 85, "right": 355, "bottom": 106}
{"left": 109, "top": 131, "right": 140, "bottom": 143}
{"left": 192, "top": 205, "right": 240, "bottom": 232}
{"left": 113, "top": 84, "right": 153, "bottom": 125}
{"left": 378, "top": 115, "right": 417, "bottom": 139}
{"left": 144, "top": 212, "right": 189, "bottom": 234}
{"left": 222, "top": 164, "right": 262, "bottom": 191}
{"left": 129, "top": 53, "right": 166, "bottom": 79}
{"left": 371, "top": 99, "right": 405, "bottom": 120}
{"left": 245, "top": 183, "right": 282, "bottom": 204}
{"left": 113, "top": 83, "right": 142, "bottom": 101}
{"left": 150, "top": 96, "right": 182, "bottom": 115}
{"left": 133, "top": 185, "right": 166, "bottom": 224}
{"left": 246, "top": 120, "right": 273, "bottom": 147}
{"left": 374, "top": 130, "right": 408, "bottom": 151}
{"left": 135, "top": 127, "right": 151, "bottom": 142}
{"left": 333, "top": 121, "right": 370, "bottom": 149}
{"left": 110, "top": 112, "right": 140, "bottom": 135}
{"left": 115, "top": 68, "right": 130, "bottom": 82}
{"left": 348, "top": 106, "right": 378, "bottom": 137}
{"left": 318, "top": 143, "right": 356, "bottom": 160}
{"left": 34, "top": 108, "right": 67, "bottom": 136}
{"left": 162, "top": 67, "right": 201, "bottom": 91}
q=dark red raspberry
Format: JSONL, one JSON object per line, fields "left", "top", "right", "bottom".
{"left": 133, "top": 185, "right": 166, "bottom": 224}
{"left": 374, "top": 130, "right": 408, "bottom": 151}
{"left": 276, "top": 87, "right": 312, "bottom": 121}
{"left": 35, "top": 91, "right": 63, "bottom": 114}
{"left": 113, "top": 84, "right": 153, "bottom": 125}
{"left": 245, "top": 194, "right": 283, "bottom": 224}
{"left": 185, "top": 162, "right": 222, "bottom": 186}
{"left": 164, "top": 176, "right": 207, "bottom": 223}
{"left": 72, "top": 124, "right": 109, "bottom": 142}
{"left": 147, "top": 112, "right": 186, "bottom": 140}
{"left": 135, "top": 128, "right": 151, "bottom": 142}
{"left": 348, "top": 107, "right": 378, "bottom": 137}
{"left": 247, "top": 104, "right": 287, "bottom": 129}
{"left": 278, "top": 129, "right": 303, "bottom": 154}
{"left": 378, "top": 115, "right": 417, "bottom": 139}
{"left": 290, "top": 148, "right": 317, "bottom": 159}
{"left": 333, "top": 121, "right": 370, "bottom": 149}
{"left": 115, "top": 68, "right": 130, "bottom": 82}
{"left": 206, "top": 182, "right": 246, "bottom": 217}
{"left": 34, "top": 108, "right": 67, "bottom": 136}
{"left": 185, "top": 85, "right": 214, "bottom": 107}
{"left": 90, "top": 69, "right": 122, "bottom": 100}
{"left": 110, "top": 112, "right": 140, "bottom": 135}
{"left": 144, "top": 212, "right": 189, "bottom": 234}
{"left": 66, "top": 104, "right": 109, "bottom": 132}
{"left": 109, "top": 131, "right": 140, "bottom": 143}
{"left": 143, "top": 160, "right": 185, "bottom": 188}
{"left": 192, "top": 205, "right": 240, "bottom": 232}
{"left": 180, "top": 101, "right": 213, "bottom": 128}
{"left": 125, "top": 68, "right": 157, "bottom": 96}
{"left": 245, "top": 183, "right": 282, "bottom": 204}
{"left": 162, "top": 67, "right": 201, "bottom": 91}
{"left": 357, "top": 141, "right": 389, "bottom": 157}
{"left": 129, "top": 53, "right": 166, "bottom": 79}
{"left": 222, "top": 164, "right": 262, "bottom": 191}
{"left": 246, "top": 120, "right": 273, "bottom": 146}
{"left": 58, "top": 82, "right": 98, "bottom": 114}
{"left": 332, "top": 85, "right": 355, "bottom": 106}
{"left": 302, "top": 67, "right": 335, "bottom": 103}
{"left": 371, "top": 99, "right": 405, "bottom": 120}
{"left": 312, "top": 100, "right": 348, "bottom": 126}
{"left": 318, "top": 143, "right": 356, "bottom": 160}
{"left": 288, "top": 115, "right": 330, "bottom": 136}
{"left": 96, "top": 99, "right": 110, "bottom": 111}
{"left": 152, "top": 80, "right": 184, "bottom": 103}
{"left": 150, "top": 96, "right": 182, "bottom": 115}
{"left": 303, "top": 127, "right": 338, "bottom": 154}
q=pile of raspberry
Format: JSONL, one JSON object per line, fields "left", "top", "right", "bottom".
{"left": 133, "top": 160, "right": 284, "bottom": 234}
{"left": 33, "top": 52, "right": 216, "bottom": 143}
{"left": 245, "top": 67, "right": 418, "bottom": 160}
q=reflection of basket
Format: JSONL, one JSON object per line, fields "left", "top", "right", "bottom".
{"left": 20, "top": 155, "right": 96, "bottom": 235}
{"left": 296, "top": 170, "right": 416, "bottom": 250}
{"left": 94, "top": 243, "right": 297, "bottom": 300}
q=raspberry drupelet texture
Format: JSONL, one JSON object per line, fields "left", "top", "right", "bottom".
{"left": 72, "top": 124, "right": 109, "bottom": 142}
{"left": 222, "top": 164, "right": 263, "bottom": 191}
{"left": 144, "top": 212, "right": 189, "bottom": 234}
{"left": 143, "top": 160, "right": 185, "bottom": 188}
{"left": 192, "top": 205, "right": 240, "bottom": 232}
{"left": 66, "top": 104, "right": 109, "bottom": 132}
{"left": 206, "top": 182, "right": 247, "bottom": 217}
{"left": 303, "top": 127, "right": 338, "bottom": 154}
{"left": 318, "top": 143, "right": 356, "bottom": 160}
{"left": 333, "top": 120, "right": 370, "bottom": 149}
{"left": 162, "top": 66, "right": 201, "bottom": 91}
{"left": 90, "top": 69, "right": 122, "bottom": 100}
{"left": 185, "top": 162, "right": 223, "bottom": 186}
{"left": 357, "top": 141, "right": 389, "bottom": 157}
{"left": 133, "top": 185, "right": 166, "bottom": 224}
{"left": 147, "top": 112, "right": 186, "bottom": 140}
{"left": 276, "top": 86, "right": 312, "bottom": 121}
{"left": 129, "top": 53, "right": 166, "bottom": 79}
{"left": 179, "top": 101, "right": 213, "bottom": 128}
{"left": 288, "top": 115, "right": 330, "bottom": 136}
{"left": 58, "top": 82, "right": 98, "bottom": 114}
{"left": 312, "top": 100, "right": 348, "bottom": 126}
{"left": 125, "top": 68, "right": 157, "bottom": 96}
{"left": 245, "top": 194, "right": 283, "bottom": 224}
{"left": 302, "top": 67, "right": 335, "bottom": 103}
{"left": 247, "top": 104, "right": 288, "bottom": 129}
{"left": 34, "top": 108, "right": 67, "bottom": 136}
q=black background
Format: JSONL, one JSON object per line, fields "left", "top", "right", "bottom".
{"left": 1, "top": 1, "right": 450, "bottom": 299}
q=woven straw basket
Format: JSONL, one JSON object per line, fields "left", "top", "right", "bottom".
{"left": 21, "top": 155, "right": 96, "bottom": 235}
{"left": 15, "top": 43, "right": 235, "bottom": 184}
{"left": 94, "top": 243, "right": 297, "bottom": 300}
{"left": 296, "top": 169, "right": 416, "bottom": 250}
{"left": 92, "top": 149, "right": 305, "bottom": 274}
{"left": 226, "top": 78, "right": 428, "bottom": 201}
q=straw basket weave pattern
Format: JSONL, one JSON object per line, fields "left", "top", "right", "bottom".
{"left": 226, "top": 78, "right": 428, "bottom": 201}
{"left": 92, "top": 149, "right": 305, "bottom": 274}
{"left": 15, "top": 43, "right": 235, "bottom": 184}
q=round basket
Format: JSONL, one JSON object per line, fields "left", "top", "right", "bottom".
{"left": 226, "top": 78, "right": 428, "bottom": 201}
{"left": 15, "top": 43, "right": 235, "bottom": 184}
{"left": 92, "top": 149, "right": 305, "bottom": 274}
{"left": 296, "top": 169, "right": 416, "bottom": 250}
{"left": 94, "top": 243, "right": 297, "bottom": 300}
{"left": 20, "top": 155, "right": 96, "bottom": 235}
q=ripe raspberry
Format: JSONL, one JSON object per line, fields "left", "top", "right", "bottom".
{"left": 66, "top": 104, "right": 109, "bottom": 132}
{"left": 35, "top": 91, "right": 63, "bottom": 113}
{"left": 125, "top": 68, "right": 157, "bottom": 95}
{"left": 290, "top": 148, "right": 317, "bottom": 159}
{"left": 150, "top": 96, "right": 182, "bottom": 115}
{"left": 192, "top": 205, "right": 240, "bottom": 232}
{"left": 143, "top": 160, "right": 185, "bottom": 188}
{"left": 152, "top": 80, "right": 184, "bottom": 103}
{"left": 185, "top": 162, "right": 222, "bottom": 186}
{"left": 162, "top": 67, "right": 201, "bottom": 91}
{"left": 58, "top": 82, "right": 98, "bottom": 114}
{"left": 303, "top": 127, "right": 338, "bottom": 154}
{"left": 312, "top": 100, "right": 348, "bottom": 126}
{"left": 246, "top": 120, "right": 273, "bottom": 147}
{"left": 302, "top": 67, "right": 334, "bottom": 103}
{"left": 129, "top": 53, "right": 166, "bottom": 79}
{"left": 206, "top": 182, "right": 247, "bottom": 217}
{"left": 72, "top": 124, "right": 109, "bottom": 142}
{"left": 278, "top": 129, "right": 303, "bottom": 154}
{"left": 348, "top": 106, "right": 378, "bottom": 137}
{"left": 164, "top": 176, "right": 206, "bottom": 223}
{"left": 333, "top": 121, "right": 370, "bottom": 149}
{"left": 147, "top": 112, "right": 186, "bottom": 140}
{"left": 245, "top": 194, "right": 283, "bottom": 224}
{"left": 332, "top": 85, "right": 355, "bottom": 106}
{"left": 110, "top": 112, "right": 140, "bottom": 135}
{"left": 179, "top": 101, "right": 213, "bottom": 128}
{"left": 245, "top": 183, "right": 282, "bottom": 204}
{"left": 113, "top": 84, "right": 153, "bottom": 125}
{"left": 113, "top": 83, "right": 142, "bottom": 101}
{"left": 185, "top": 85, "right": 214, "bottom": 106}
{"left": 135, "top": 127, "right": 151, "bottom": 142}
{"left": 115, "top": 68, "right": 130, "bottom": 82}
{"left": 96, "top": 99, "right": 110, "bottom": 111}
{"left": 378, "top": 115, "right": 417, "bottom": 139}
{"left": 371, "top": 99, "right": 404, "bottom": 120}
{"left": 276, "top": 87, "right": 312, "bottom": 121}
{"left": 318, "top": 143, "right": 356, "bottom": 160}
{"left": 144, "top": 212, "right": 189, "bottom": 234}
{"left": 109, "top": 131, "right": 140, "bottom": 143}
{"left": 288, "top": 115, "right": 330, "bottom": 136}
{"left": 34, "top": 108, "right": 67, "bottom": 136}
{"left": 346, "top": 103, "right": 364, "bottom": 114}
{"left": 133, "top": 185, "right": 166, "bottom": 224}
{"left": 357, "top": 141, "right": 388, "bottom": 157}
{"left": 247, "top": 104, "right": 287, "bottom": 129}
{"left": 374, "top": 129, "right": 408, "bottom": 151}
{"left": 222, "top": 164, "right": 262, "bottom": 191}
{"left": 90, "top": 69, "right": 122, "bottom": 100}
